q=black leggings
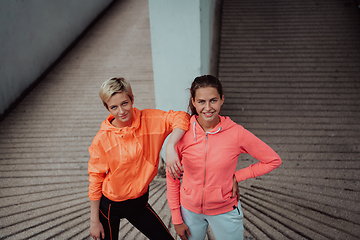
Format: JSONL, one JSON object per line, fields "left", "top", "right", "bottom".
{"left": 99, "top": 190, "right": 174, "bottom": 240}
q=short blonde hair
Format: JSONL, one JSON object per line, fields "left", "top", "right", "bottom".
{"left": 99, "top": 77, "right": 134, "bottom": 109}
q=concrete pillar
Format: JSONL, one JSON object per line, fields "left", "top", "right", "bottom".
{"left": 148, "top": 0, "right": 219, "bottom": 164}
{"left": 148, "top": 0, "right": 218, "bottom": 112}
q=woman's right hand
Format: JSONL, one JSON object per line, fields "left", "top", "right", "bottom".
{"left": 90, "top": 219, "right": 105, "bottom": 240}
{"left": 166, "top": 128, "right": 186, "bottom": 179}
{"left": 232, "top": 175, "right": 240, "bottom": 202}
{"left": 174, "top": 223, "right": 191, "bottom": 240}
{"left": 166, "top": 144, "right": 183, "bottom": 179}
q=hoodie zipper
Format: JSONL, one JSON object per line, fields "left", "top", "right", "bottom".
{"left": 201, "top": 132, "right": 208, "bottom": 213}
{"left": 199, "top": 127, "right": 222, "bottom": 214}
{"left": 192, "top": 120, "right": 222, "bottom": 214}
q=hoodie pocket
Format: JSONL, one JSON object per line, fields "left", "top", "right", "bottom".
{"left": 205, "top": 186, "right": 230, "bottom": 208}
{"left": 180, "top": 181, "right": 202, "bottom": 209}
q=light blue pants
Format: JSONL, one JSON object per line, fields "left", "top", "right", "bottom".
{"left": 181, "top": 201, "right": 244, "bottom": 240}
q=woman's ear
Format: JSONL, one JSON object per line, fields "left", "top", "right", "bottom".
{"left": 220, "top": 95, "right": 225, "bottom": 106}
{"left": 129, "top": 94, "right": 134, "bottom": 104}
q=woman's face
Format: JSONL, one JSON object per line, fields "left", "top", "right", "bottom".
{"left": 107, "top": 92, "right": 134, "bottom": 128}
{"left": 191, "top": 87, "right": 224, "bottom": 130}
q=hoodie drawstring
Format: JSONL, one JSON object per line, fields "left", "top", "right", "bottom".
{"left": 207, "top": 127, "right": 222, "bottom": 135}
{"left": 192, "top": 120, "right": 222, "bottom": 141}
{"left": 193, "top": 121, "right": 197, "bottom": 141}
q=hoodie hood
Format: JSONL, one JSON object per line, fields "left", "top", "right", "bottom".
{"left": 190, "top": 114, "right": 237, "bottom": 141}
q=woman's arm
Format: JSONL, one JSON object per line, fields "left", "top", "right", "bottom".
{"left": 235, "top": 128, "right": 282, "bottom": 182}
{"left": 162, "top": 110, "right": 189, "bottom": 179}
{"left": 166, "top": 128, "right": 186, "bottom": 179}
{"left": 166, "top": 168, "right": 192, "bottom": 239}
{"left": 89, "top": 200, "right": 105, "bottom": 240}
{"left": 88, "top": 139, "right": 108, "bottom": 239}
{"left": 166, "top": 168, "right": 184, "bottom": 224}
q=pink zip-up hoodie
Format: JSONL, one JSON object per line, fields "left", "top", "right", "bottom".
{"left": 167, "top": 115, "right": 282, "bottom": 224}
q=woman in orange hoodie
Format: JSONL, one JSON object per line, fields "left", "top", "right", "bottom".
{"left": 88, "top": 77, "right": 189, "bottom": 240}
{"left": 167, "top": 75, "right": 282, "bottom": 240}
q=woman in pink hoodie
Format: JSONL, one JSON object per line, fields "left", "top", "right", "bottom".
{"left": 166, "top": 75, "right": 282, "bottom": 240}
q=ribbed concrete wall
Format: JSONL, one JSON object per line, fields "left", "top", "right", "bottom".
{"left": 218, "top": 0, "right": 360, "bottom": 239}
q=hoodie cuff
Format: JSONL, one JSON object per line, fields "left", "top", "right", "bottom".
{"left": 235, "top": 168, "right": 254, "bottom": 182}
{"left": 171, "top": 208, "right": 184, "bottom": 225}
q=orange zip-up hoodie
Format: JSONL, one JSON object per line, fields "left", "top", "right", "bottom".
{"left": 88, "top": 108, "right": 189, "bottom": 202}
{"left": 167, "top": 115, "right": 281, "bottom": 224}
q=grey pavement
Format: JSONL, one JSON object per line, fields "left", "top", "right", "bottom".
{"left": 1, "top": 0, "right": 360, "bottom": 239}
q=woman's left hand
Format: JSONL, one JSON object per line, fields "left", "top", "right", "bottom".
{"left": 232, "top": 175, "right": 240, "bottom": 201}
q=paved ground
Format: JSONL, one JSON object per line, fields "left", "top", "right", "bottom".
{"left": 0, "top": 0, "right": 359, "bottom": 239}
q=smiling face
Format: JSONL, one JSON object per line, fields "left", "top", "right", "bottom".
{"left": 191, "top": 87, "right": 224, "bottom": 132}
{"left": 106, "top": 91, "right": 134, "bottom": 128}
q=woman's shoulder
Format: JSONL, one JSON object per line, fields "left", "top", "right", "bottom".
{"left": 140, "top": 108, "right": 188, "bottom": 119}
{"left": 138, "top": 108, "right": 165, "bottom": 119}
{"left": 92, "top": 128, "right": 109, "bottom": 143}
{"left": 219, "top": 116, "right": 245, "bottom": 130}
{"left": 139, "top": 108, "right": 163, "bottom": 114}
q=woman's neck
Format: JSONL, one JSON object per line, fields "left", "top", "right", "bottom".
{"left": 111, "top": 118, "right": 132, "bottom": 128}
{"left": 197, "top": 117, "right": 220, "bottom": 132}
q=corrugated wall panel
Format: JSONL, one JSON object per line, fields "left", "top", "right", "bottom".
{"left": 218, "top": 0, "right": 360, "bottom": 239}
